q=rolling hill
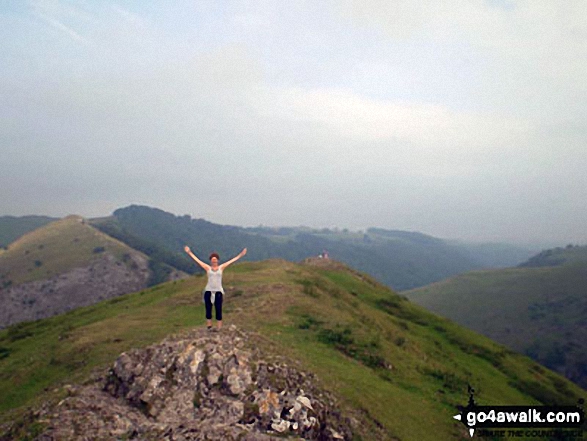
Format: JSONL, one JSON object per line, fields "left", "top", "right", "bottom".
{"left": 1, "top": 258, "right": 584, "bottom": 440}
{"left": 0, "top": 215, "right": 184, "bottom": 329}
{"left": 91, "top": 205, "right": 533, "bottom": 291}
{"left": 404, "top": 245, "right": 587, "bottom": 389}
{"left": 0, "top": 215, "right": 56, "bottom": 249}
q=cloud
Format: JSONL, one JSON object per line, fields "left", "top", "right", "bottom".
{"left": 1, "top": 1, "right": 586, "bottom": 243}
{"left": 252, "top": 86, "right": 531, "bottom": 144}
{"left": 337, "top": 0, "right": 587, "bottom": 94}
{"left": 34, "top": 11, "right": 87, "bottom": 43}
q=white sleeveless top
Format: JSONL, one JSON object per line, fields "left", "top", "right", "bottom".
{"left": 204, "top": 267, "right": 224, "bottom": 294}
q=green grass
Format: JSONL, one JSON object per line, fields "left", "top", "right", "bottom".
{"left": 1, "top": 259, "right": 585, "bottom": 440}
{"left": 404, "top": 257, "right": 587, "bottom": 390}
{"left": 0, "top": 278, "right": 202, "bottom": 414}
{"left": 0, "top": 216, "right": 144, "bottom": 287}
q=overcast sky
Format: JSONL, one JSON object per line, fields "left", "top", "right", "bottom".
{"left": 1, "top": 1, "right": 586, "bottom": 245}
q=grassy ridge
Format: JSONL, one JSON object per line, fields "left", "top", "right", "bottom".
{"left": 404, "top": 247, "right": 587, "bottom": 389}
{"left": 0, "top": 259, "right": 584, "bottom": 440}
{"left": 0, "top": 216, "right": 144, "bottom": 288}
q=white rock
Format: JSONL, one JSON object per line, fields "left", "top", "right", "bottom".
{"left": 308, "top": 416, "right": 317, "bottom": 427}
{"left": 190, "top": 350, "right": 205, "bottom": 374}
{"left": 271, "top": 419, "right": 290, "bottom": 432}
{"left": 296, "top": 395, "right": 313, "bottom": 410}
{"left": 331, "top": 428, "right": 344, "bottom": 439}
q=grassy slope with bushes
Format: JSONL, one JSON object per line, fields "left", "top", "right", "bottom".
{"left": 0, "top": 216, "right": 146, "bottom": 289}
{"left": 1, "top": 258, "right": 584, "bottom": 440}
{"left": 404, "top": 245, "right": 587, "bottom": 389}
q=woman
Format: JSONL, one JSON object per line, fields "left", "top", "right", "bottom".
{"left": 184, "top": 245, "right": 247, "bottom": 331}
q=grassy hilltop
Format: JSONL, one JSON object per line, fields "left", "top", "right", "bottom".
{"left": 1, "top": 258, "right": 584, "bottom": 440}
{"left": 405, "top": 245, "right": 587, "bottom": 389}
{"left": 0, "top": 216, "right": 183, "bottom": 329}
{"left": 0, "top": 215, "right": 137, "bottom": 288}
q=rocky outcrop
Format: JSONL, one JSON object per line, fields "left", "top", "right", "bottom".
{"left": 35, "top": 325, "right": 354, "bottom": 440}
{"left": 0, "top": 252, "right": 151, "bottom": 329}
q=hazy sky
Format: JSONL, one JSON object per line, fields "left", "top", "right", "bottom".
{"left": 1, "top": 1, "right": 586, "bottom": 244}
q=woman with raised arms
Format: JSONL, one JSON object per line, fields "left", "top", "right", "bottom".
{"left": 184, "top": 246, "right": 247, "bottom": 331}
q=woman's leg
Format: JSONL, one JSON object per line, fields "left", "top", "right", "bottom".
{"left": 204, "top": 291, "right": 213, "bottom": 328}
{"left": 214, "top": 292, "right": 223, "bottom": 329}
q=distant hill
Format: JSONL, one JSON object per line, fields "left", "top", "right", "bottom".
{"left": 0, "top": 216, "right": 185, "bottom": 328}
{"left": 0, "top": 215, "right": 56, "bottom": 248}
{"left": 518, "top": 244, "right": 587, "bottom": 268}
{"left": 404, "top": 245, "right": 587, "bottom": 389}
{"left": 446, "top": 240, "right": 537, "bottom": 269}
{"left": 1, "top": 258, "right": 584, "bottom": 440}
{"left": 91, "top": 205, "right": 533, "bottom": 291}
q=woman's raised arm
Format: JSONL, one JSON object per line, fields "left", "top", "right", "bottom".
{"left": 184, "top": 246, "right": 210, "bottom": 271}
{"left": 220, "top": 248, "right": 247, "bottom": 271}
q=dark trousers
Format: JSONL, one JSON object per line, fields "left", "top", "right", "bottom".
{"left": 204, "top": 291, "right": 223, "bottom": 320}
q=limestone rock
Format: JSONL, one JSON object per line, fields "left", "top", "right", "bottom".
{"left": 35, "top": 324, "right": 354, "bottom": 440}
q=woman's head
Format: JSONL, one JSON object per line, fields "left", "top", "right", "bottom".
{"left": 209, "top": 252, "right": 220, "bottom": 265}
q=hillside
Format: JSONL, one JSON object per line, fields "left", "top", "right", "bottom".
{"left": 518, "top": 244, "right": 587, "bottom": 268}
{"left": 26, "top": 325, "right": 357, "bottom": 440}
{"left": 0, "top": 215, "right": 56, "bottom": 249}
{"left": 1, "top": 258, "right": 584, "bottom": 440}
{"left": 91, "top": 205, "right": 533, "bottom": 290}
{"left": 445, "top": 240, "right": 538, "bottom": 269}
{"left": 404, "top": 245, "right": 587, "bottom": 389}
{"left": 0, "top": 216, "right": 184, "bottom": 328}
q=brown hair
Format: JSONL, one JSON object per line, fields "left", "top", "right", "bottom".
{"left": 209, "top": 252, "right": 220, "bottom": 261}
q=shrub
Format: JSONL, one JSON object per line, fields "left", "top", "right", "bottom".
{"left": 296, "top": 279, "right": 320, "bottom": 298}
{"left": 376, "top": 298, "right": 429, "bottom": 325}
{"left": 0, "top": 346, "right": 11, "bottom": 360}
{"left": 297, "top": 314, "right": 323, "bottom": 329}
{"left": 317, "top": 325, "right": 388, "bottom": 369}
{"left": 317, "top": 326, "right": 354, "bottom": 347}
{"left": 397, "top": 320, "right": 409, "bottom": 330}
{"left": 422, "top": 367, "right": 467, "bottom": 393}
{"left": 509, "top": 379, "right": 570, "bottom": 406}
{"left": 6, "top": 322, "right": 34, "bottom": 342}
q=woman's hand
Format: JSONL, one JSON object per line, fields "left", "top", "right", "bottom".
{"left": 184, "top": 245, "right": 191, "bottom": 253}
{"left": 220, "top": 248, "right": 247, "bottom": 270}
